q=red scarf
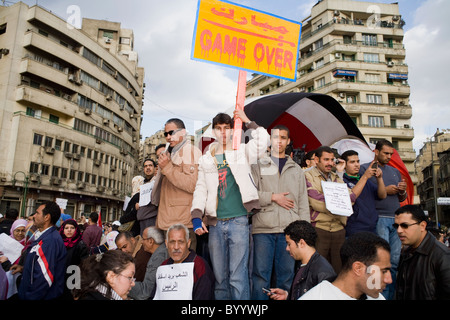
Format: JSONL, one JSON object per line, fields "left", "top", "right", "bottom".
{"left": 60, "top": 219, "right": 82, "bottom": 249}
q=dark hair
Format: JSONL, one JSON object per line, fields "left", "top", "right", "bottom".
{"left": 42, "top": 201, "right": 61, "bottom": 226}
{"left": 284, "top": 220, "right": 317, "bottom": 247}
{"left": 155, "top": 144, "right": 166, "bottom": 152}
{"left": 271, "top": 125, "right": 290, "bottom": 138}
{"left": 340, "top": 232, "right": 390, "bottom": 272}
{"left": 340, "top": 150, "right": 358, "bottom": 162}
{"left": 212, "top": 113, "right": 233, "bottom": 129}
{"left": 300, "top": 150, "right": 316, "bottom": 167}
{"left": 314, "top": 146, "right": 335, "bottom": 158}
{"left": 394, "top": 205, "right": 427, "bottom": 223}
{"left": 165, "top": 118, "right": 185, "bottom": 129}
{"left": 5, "top": 208, "right": 19, "bottom": 220}
{"left": 143, "top": 158, "right": 156, "bottom": 167}
{"left": 72, "top": 250, "right": 134, "bottom": 300}
{"left": 89, "top": 211, "right": 99, "bottom": 224}
{"left": 375, "top": 139, "right": 394, "bottom": 151}
{"left": 115, "top": 231, "right": 134, "bottom": 244}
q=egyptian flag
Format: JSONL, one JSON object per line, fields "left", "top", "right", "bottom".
{"left": 242, "top": 92, "right": 367, "bottom": 151}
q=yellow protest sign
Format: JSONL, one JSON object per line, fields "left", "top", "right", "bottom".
{"left": 191, "top": 0, "right": 302, "bottom": 81}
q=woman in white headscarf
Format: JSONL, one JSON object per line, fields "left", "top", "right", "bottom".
{"left": 119, "top": 175, "right": 145, "bottom": 236}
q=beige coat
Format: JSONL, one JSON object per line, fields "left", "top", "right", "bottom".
{"left": 151, "top": 140, "right": 202, "bottom": 230}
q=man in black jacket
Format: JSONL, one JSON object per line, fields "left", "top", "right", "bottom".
{"left": 395, "top": 205, "right": 450, "bottom": 300}
{"left": 266, "top": 220, "right": 336, "bottom": 300}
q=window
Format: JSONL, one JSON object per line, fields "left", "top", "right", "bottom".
{"left": 368, "top": 116, "right": 384, "bottom": 127}
{"left": 103, "top": 31, "right": 114, "bottom": 39}
{"left": 52, "top": 166, "right": 60, "bottom": 177}
{"left": 72, "top": 144, "right": 79, "bottom": 154}
{"left": 316, "top": 77, "right": 325, "bottom": 89}
{"left": 55, "top": 139, "right": 62, "bottom": 151}
{"left": 365, "top": 73, "right": 380, "bottom": 83}
{"left": 64, "top": 141, "right": 71, "bottom": 152}
{"left": 362, "top": 34, "right": 377, "bottom": 46}
{"left": 82, "top": 47, "right": 101, "bottom": 67}
{"left": 49, "top": 114, "right": 59, "bottom": 124}
{"left": 364, "top": 53, "right": 379, "bottom": 63}
{"left": 120, "top": 37, "right": 130, "bottom": 45}
{"left": 367, "top": 94, "right": 382, "bottom": 104}
{"left": 61, "top": 168, "right": 68, "bottom": 179}
{"left": 44, "top": 136, "right": 53, "bottom": 147}
{"left": 315, "top": 58, "right": 324, "bottom": 69}
{"left": 314, "top": 38, "right": 323, "bottom": 51}
{"left": 41, "top": 164, "right": 50, "bottom": 176}
{"left": 33, "top": 133, "right": 43, "bottom": 145}
{"left": 0, "top": 23, "right": 6, "bottom": 35}
{"left": 30, "top": 162, "right": 39, "bottom": 174}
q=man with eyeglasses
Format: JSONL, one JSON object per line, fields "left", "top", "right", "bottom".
{"left": 394, "top": 205, "right": 450, "bottom": 300}
{"left": 151, "top": 118, "right": 202, "bottom": 251}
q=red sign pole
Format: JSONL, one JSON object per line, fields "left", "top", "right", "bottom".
{"left": 232, "top": 70, "right": 247, "bottom": 150}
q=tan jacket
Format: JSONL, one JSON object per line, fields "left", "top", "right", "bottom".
{"left": 304, "top": 167, "right": 356, "bottom": 232}
{"left": 152, "top": 140, "right": 202, "bottom": 230}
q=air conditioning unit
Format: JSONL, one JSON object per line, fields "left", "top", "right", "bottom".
{"left": 129, "top": 113, "right": 134, "bottom": 118}
{"left": 73, "top": 153, "right": 81, "bottom": 160}
{"left": 103, "top": 119, "right": 110, "bottom": 125}
{"left": 110, "top": 165, "right": 116, "bottom": 171}
{"left": 68, "top": 74, "right": 75, "bottom": 82}
{"left": 64, "top": 152, "right": 73, "bottom": 159}
{"left": 404, "top": 124, "right": 410, "bottom": 128}
{"left": 339, "top": 92, "right": 345, "bottom": 98}
{"left": 335, "top": 52, "right": 341, "bottom": 59}
{"left": 106, "top": 95, "right": 112, "bottom": 101}
{"left": 94, "top": 159, "right": 101, "bottom": 166}
{"left": 97, "top": 186, "right": 105, "bottom": 193}
{"left": 30, "top": 174, "right": 39, "bottom": 182}
{"left": 387, "top": 61, "right": 395, "bottom": 67}
{"left": 105, "top": 38, "right": 112, "bottom": 44}
{"left": 77, "top": 182, "right": 85, "bottom": 189}
{"left": 112, "top": 189, "right": 119, "bottom": 195}
{"left": 119, "top": 104, "right": 125, "bottom": 110}
{"left": 122, "top": 168, "right": 128, "bottom": 175}
{"left": 84, "top": 108, "right": 92, "bottom": 115}
{"left": 51, "top": 177, "right": 61, "bottom": 185}
{"left": 75, "top": 79, "right": 83, "bottom": 86}
{"left": 120, "top": 148, "right": 127, "bottom": 155}
{"left": 45, "top": 146, "right": 55, "bottom": 154}
{"left": 117, "top": 126, "right": 123, "bottom": 132}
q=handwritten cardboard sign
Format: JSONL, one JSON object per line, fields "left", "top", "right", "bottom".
{"left": 191, "top": 0, "right": 302, "bottom": 81}
{"left": 153, "top": 262, "right": 195, "bottom": 300}
{"left": 321, "top": 181, "right": 353, "bottom": 217}
{"left": 138, "top": 180, "right": 155, "bottom": 207}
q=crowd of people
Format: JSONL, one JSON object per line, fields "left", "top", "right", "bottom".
{"left": 1, "top": 110, "right": 449, "bottom": 301}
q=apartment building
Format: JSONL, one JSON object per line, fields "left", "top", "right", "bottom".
{"left": 246, "top": 0, "right": 415, "bottom": 177}
{"left": 0, "top": 3, "right": 144, "bottom": 221}
{"left": 415, "top": 129, "right": 450, "bottom": 225}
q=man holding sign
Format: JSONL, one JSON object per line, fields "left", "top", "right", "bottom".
{"left": 153, "top": 224, "right": 214, "bottom": 300}
{"left": 304, "top": 146, "right": 357, "bottom": 274}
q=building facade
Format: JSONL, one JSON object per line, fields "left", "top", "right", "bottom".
{"left": 246, "top": 0, "right": 415, "bottom": 177}
{"left": 0, "top": 3, "right": 144, "bottom": 222}
{"left": 415, "top": 129, "right": 450, "bottom": 226}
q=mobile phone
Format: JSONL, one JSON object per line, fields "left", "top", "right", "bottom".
{"left": 262, "top": 288, "right": 273, "bottom": 295}
{"left": 371, "top": 161, "right": 378, "bottom": 169}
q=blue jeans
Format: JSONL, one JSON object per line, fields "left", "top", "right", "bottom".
{"left": 376, "top": 216, "right": 401, "bottom": 300}
{"left": 251, "top": 233, "right": 295, "bottom": 300}
{"left": 208, "top": 215, "right": 250, "bottom": 300}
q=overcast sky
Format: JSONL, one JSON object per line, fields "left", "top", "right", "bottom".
{"left": 16, "top": 0, "right": 450, "bottom": 153}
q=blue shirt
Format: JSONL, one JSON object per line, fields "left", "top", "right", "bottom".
{"left": 360, "top": 163, "right": 402, "bottom": 218}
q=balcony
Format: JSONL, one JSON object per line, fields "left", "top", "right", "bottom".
{"left": 358, "top": 125, "right": 414, "bottom": 140}
{"left": 15, "top": 85, "right": 78, "bottom": 116}
{"left": 342, "top": 102, "right": 412, "bottom": 119}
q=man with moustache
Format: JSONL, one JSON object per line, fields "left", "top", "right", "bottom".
{"left": 394, "top": 205, "right": 450, "bottom": 300}
{"left": 151, "top": 119, "right": 202, "bottom": 250}
{"left": 136, "top": 159, "right": 158, "bottom": 231}
{"left": 304, "top": 146, "right": 357, "bottom": 273}
{"left": 153, "top": 224, "right": 214, "bottom": 300}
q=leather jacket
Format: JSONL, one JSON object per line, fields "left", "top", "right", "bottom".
{"left": 289, "top": 251, "right": 337, "bottom": 300}
{"left": 396, "top": 231, "right": 450, "bottom": 300}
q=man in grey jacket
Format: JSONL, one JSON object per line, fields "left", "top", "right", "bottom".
{"left": 251, "top": 125, "right": 310, "bottom": 300}
{"left": 127, "top": 226, "right": 168, "bottom": 300}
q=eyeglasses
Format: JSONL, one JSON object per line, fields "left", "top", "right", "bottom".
{"left": 164, "top": 128, "right": 182, "bottom": 137}
{"left": 118, "top": 273, "right": 136, "bottom": 283}
{"left": 392, "top": 222, "right": 420, "bottom": 229}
